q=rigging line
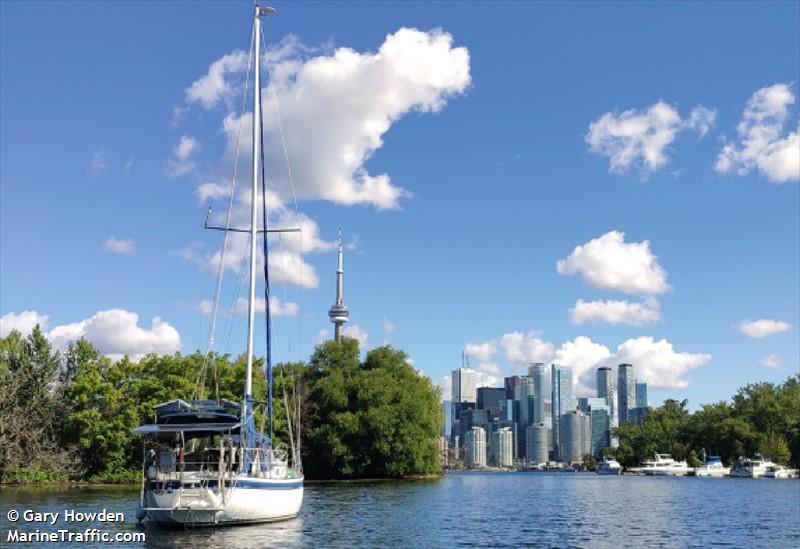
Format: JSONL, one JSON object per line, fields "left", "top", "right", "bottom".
{"left": 263, "top": 25, "right": 304, "bottom": 365}
{"left": 195, "top": 20, "right": 256, "bottom": 402}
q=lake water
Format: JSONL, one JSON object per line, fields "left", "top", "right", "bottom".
{"left": 1, "top": 472, "right": 799, "bottom": 547}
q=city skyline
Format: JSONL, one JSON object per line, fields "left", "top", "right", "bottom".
{"left": 1, "top": 1, "right": 798, "bottom": 413}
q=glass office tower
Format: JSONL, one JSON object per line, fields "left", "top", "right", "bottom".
{"left": 551, "top": 364, "right": 573, "bottom": 460}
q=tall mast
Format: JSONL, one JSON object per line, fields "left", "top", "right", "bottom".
{"left": 244, "top": 5, "right": 262, "bottom": 423}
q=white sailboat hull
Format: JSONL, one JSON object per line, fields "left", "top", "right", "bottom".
{"left": 144, "top": 476, "right": 303, "bottom": 526}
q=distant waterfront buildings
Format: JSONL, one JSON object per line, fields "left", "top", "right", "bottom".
{"left": 477, "top": 387, "right": 506, "bottom": 420}
{"left": 515, "top": 376, "right": 536, "bottom": 458}
{"left": 617, "top": 363, "right": 636, "bottom": 425}
{"left": 465, "top": 426, "right": 487, "bottom": 467}
{"left": 551, "top": 365, "right": 573, "bottom": 460}
{"left": 490, "top": 427, "right": 514, "bottom": 467}
{"left": 559, "top": 410, "right": 591, "bottom": 463}
{"left": 442, "top": 400, "right": 452, "bottom": 439}
{"left": 636, "top": 382, "right": 648, "bottom": 409}
{"left": 578, "top": 397, "right": 611, "bottom": 455}
{"left": 528, "top": 363, "right": 548, "bottom": 424}
{"left": 596, "top": 366, "right": 616, "bottom": 427}
{"left": 452, "top": 368, "right": 477, "bottom": 404}
{"left": 525, "top": 422, "right": 550, "bottom": 464}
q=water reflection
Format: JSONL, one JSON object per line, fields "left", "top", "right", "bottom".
{"left": 144, "top": 517, "right": 303, "bottom": 548}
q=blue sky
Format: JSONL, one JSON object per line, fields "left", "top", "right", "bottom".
{"left": 1, "top": 1, "right": 798, "bottom": 409}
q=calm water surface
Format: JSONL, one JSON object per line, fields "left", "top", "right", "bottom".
{"left": 1, "top": 472, "right": 799, "bottom": 547}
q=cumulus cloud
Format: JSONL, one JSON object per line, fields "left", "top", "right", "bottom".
{"left": 739, "top": 318, "right": 791, "bottom": 338}
{"left": 759, "top": 354, "right": 782, "bottom": 369}
{"left": 195, "top": 182, "right": 229, "bottom": 202}
{"left": 570, "top": 298, "right": 660, "bottom": 326}
{"left": 438, "top": 375, "right": 452, "bottom": 401}
{"left": 557, "top": 230, "right": 670, "bottom": 295}
{"left": 1, "top": 309, "right": 182, "bottom": 361}
{"left": 186, "top": 51, "right": 250, "bottom": 109}
{"left": 716, "top": 84, "right": 800, "bottom": 183}
{"left": 233, "top": 296, "right": 298, "bottom": 317}
{"left": 613, "top": 336, "right": 710, "bottom": 389}
{"left": 464, "top": 341, "right": 497, "bottom": 363}
{"left": 167, "top": 134, "right": 199, "bottom": 178}
{"left": 103, "top": 236, "right": 136, "bottom": 255}
{"left": 459, "top": 329, "right": 710, "bottom": 396}
{"left": 586, "top": 101, "right": 715, "bottom": 175}
{"left": 343, "top": 325, "right": 368, "bottom": 348}
{"left": 0, "top": 310, "right": 50, "bottom": 338}
{"left": 554, "top": 336, "right": 613, "bottom": 395}
{"left": 499, "top": 331, "right": 554, "bottom": 364}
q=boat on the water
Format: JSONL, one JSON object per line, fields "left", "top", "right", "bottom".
{"left": 134, "top": 5, "right": 304, "bottom": 526}
{"left": 640, "top": 454, "right": 692, "bottom": 476}
{"left": 730, "top": 454, "right": 778, "bottom": 479}
{"left": 762, "top": 465, "right": 799, "bottom": 479}
{"left": 596, "top": 456, "right": 623, "bottom": 475}
{"left": 694, "top": 456, "right": 729, "bottom": 478}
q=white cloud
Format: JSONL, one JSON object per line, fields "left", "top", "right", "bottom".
{"left": 189, "top": 28, "right": 470, "bottom": 210}
{"left": 42, "top": 309, "right": 181, "bottom": 361}
{"left": 167, "top": 134, "right": 199, "bottom": 178}
{"left": 557, "top": 230, "right": 670, "bottom": 295}
{"left": 195, "top": 182, "right": 229, "bottom": 202}
{"left": 554, "top": 336, "right": 613, "bottom": 395}
{"left": 0, "top": 310, "right": 50, "bottom": 338}
{"left": 103, "top": 236, "right": 136, "bottom": 255}
{"left": 716, "top": 83, "right": 800, "bottom": 183}
{"left": 586, "top": 101, "right": 715, "bottom": 175}
{"left": 613, "top": 336, "right": 710, "bottom": 389}
{"left": 739, "top": 318, "right": 791, "bottom": 338}
{"left": 186, "top": 50, "right": 249, "bottom": 109}
{"left": 499, "top": 331, "right": 554, "bottom": 364}
{"left": 474, "top": 362, "right": 502, "bottom": 389}
{"left": 233, "top": 296, "right": 299, "bottom": 317}
{"left": 464, "top": 341, "right": 497, "bottom": 363}
{"left": 570, "top": 298, "right": 660, "bottom": 326}
{"left": 759, "top": 354, "right": 782, "bottom": 369}
{"left": 343, "top": 325, "right": 368, "bottom": 347}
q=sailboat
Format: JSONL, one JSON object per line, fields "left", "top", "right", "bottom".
{"left": 134, "top": 5, "right": 304, "bottom": 525}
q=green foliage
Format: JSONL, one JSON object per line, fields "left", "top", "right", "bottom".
{"left": 582, "top": 453, "right": 597, "bottom": 471}
{"left": 304, "top": 338, "right": 442, "bottom": 479}
{"left": 610, "top": 374, "right": 800, "bottom": 468}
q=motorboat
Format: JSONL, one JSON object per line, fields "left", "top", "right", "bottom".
{"left": 596, "top": 456, "right": 623, "bottom": 475}
{"left": 762, "top": 465, "right": 799, "bottom": 479}
{"left": 730, "top": 454, "right": 778, "bottom": 478}
{"left": 694, "top": 456, "right": 729, "bottom": 477}
{"left": 640, "top": 453, "right": 692, "bottom": 476}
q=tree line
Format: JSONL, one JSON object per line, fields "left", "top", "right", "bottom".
{"left": 0, "top": 327, "right": 442, "bottom": 483}
{"left": 609, "top": 375, "right": 800, "bottom": 467}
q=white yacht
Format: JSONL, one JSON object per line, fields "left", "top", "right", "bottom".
{"left": 133, "top": 5, "right": 304, "bottom": 525}
{"left": 730, "top": 454, "right": 778, "bottom": 478}
{"left": 640, "top": 453, "right": 692, "bottom": 476}
{"left": 694, "top": 456, "right": 729, "bottom": 478}
{"left": 762, "top": 465, "right": 799, "bottom": 479}
{"left": 596, "top": 457, "right": 623, "bottom": 475}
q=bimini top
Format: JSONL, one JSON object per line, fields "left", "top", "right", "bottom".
{"left": 152, "top": 398, "right": 241, "bottom": 425}
{"left": 133, "top": 422, "right": 241, "bottom": 439}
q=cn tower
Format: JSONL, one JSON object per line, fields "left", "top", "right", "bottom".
{"left": 328, "top": 228, "right": 349, "bottom": 341}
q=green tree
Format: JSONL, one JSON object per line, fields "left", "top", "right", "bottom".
{"left": 304, "top": 338, "right": 442, "bottom": 479}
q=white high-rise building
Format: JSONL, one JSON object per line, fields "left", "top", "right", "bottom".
{"left": 525, "top": 422, "right": 550, "bottom": 465}
{"left": 559, "top": 410, "right": 591, "bottom": 463}
{"left": 452, "top": 368, "right": 477, "bottom": 404}
{"left": 491, "top": 427, "right": 513, "bottom": 467}
{"left": 464, "top": 426, "right": 486, "bottom": 468}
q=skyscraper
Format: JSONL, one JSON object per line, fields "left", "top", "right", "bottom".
{"left": 596, "top": 366, "right": 616, "bottom": 427}
{"left": 617, "top": 363, "right": 636, "bottom": 425}
{"left": 327, "top": 228, "right": 349, "bottom": 342}
{"left": 578, "top": 398, "right": 611, "bottom": 455}
{"left": 465, "top": 426, "right": 487, "bottom": 468}
{"left": 477, "top": 387, "right": 506, "bottom": 420}
{"left": 551, "top": 364, "right": 573, "bottom": 460}
{"left": 528, "top": 363, "right": 548, "bottom": 424}
{"left": 636, "top": 381, "right": 648, "bottom": 409}
{"left": 490, "top": 427, "right": 513, "bottom": 467}
{"left": 442, "top": 400, "right": 452, "bottom": 439}
{"left": 452, "top": 368, "right": 477, "bottom": 404}
{"left": 525, "top": 423, "right": 551, "bottom": 465}
{"left": 559, "top": 410, "right": 591, "bottom": 463}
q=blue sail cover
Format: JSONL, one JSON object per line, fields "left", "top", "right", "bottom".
{"left": 242, "top": 395, "right": 272, "bottom": 474}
